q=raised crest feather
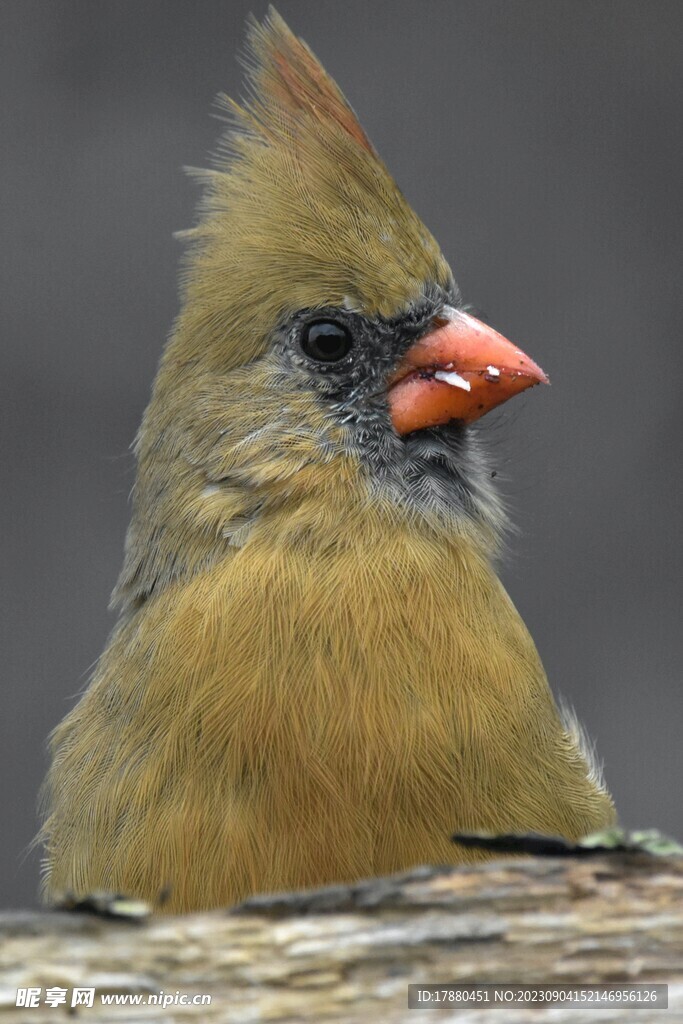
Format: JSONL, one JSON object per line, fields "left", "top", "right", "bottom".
{"left": 232, "top": 6, "right": 376, "bottom": 155}
{"left": 169, "top": 7, "right": 452, "bottom": 353}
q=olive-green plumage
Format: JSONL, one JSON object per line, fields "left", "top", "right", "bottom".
{"left": 40, "top": 9, "right": 615, "bottom": 913}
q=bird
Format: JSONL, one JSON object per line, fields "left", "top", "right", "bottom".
{"left": 40, "top": 8, "right": 616, "bottom": 914}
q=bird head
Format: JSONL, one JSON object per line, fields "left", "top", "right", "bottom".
{"left": 114, "top": 8, "right": 547, "bottom": 611}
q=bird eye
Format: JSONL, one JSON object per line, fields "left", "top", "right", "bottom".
{"left": 301, "top": 320, "right": 353, "bottom": 362}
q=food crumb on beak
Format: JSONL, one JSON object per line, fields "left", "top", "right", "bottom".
{"left": 434, "top": 369, "right": 471, "bottom": 391}
{"left": 485, "top": 365, "right": 501, "bottom": 378}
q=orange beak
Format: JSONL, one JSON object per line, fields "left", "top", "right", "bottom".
{"left": 387, "top": 308, "right": 549, "bottom": 435}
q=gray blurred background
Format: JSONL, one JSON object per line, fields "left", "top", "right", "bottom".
{"left": 2, "top": 0, "right": 681, "bottom": 909}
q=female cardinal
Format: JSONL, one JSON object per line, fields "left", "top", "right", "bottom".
{"left": 41, "top": 9, "right": 615, "bottom": 913}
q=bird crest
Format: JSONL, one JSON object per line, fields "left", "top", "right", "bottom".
{"left": 234, "top": 7, "right": 377, "bottom": 157}
{"left": 176, "top": 7, "right": 453, "bottom": 370}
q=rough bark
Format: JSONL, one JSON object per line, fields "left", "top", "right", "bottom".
{"left": 1, "top": 854, "right": 682, "bottom": 1022}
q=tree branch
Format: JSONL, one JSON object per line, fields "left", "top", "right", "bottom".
{"left": 2, "top": 854, "right": 682, "bottom": 1022}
